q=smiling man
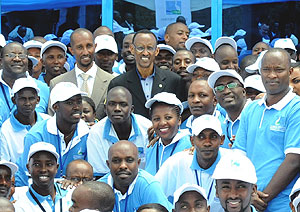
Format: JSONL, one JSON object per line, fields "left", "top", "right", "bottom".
{"left": 87, "top": 86, "right": 151, "bottom": 177}
{"left": 50, "top": 28, "right": 114, "bottom": 120}
{"left": 99, "top": 140, "right": 171, "bottom": 212}
{"left": 14, "top": 142, "right": 73, "bottom": 211}
{"left": 213, "top": 151, "right": 258, "bottom": 212}
{"left": 233, "top": 48, "right": 300, "bottom": 212}
{"left": 108, "top": 29, "right": 185, "bottom": 119}
{"left": 15, "top": 82, "right": 89, "bottom": 186}
{"left": 155, "top": 114, "right": 229, "bottom": 212}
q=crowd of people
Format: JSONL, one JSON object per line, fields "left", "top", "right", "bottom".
{"left": 0, "top": 16, "right": 299, "bottom": 212}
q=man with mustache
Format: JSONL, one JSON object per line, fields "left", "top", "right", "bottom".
{"left": 155, "top": 114, "right": 228, "bottom": 212}
{"left": 50, "top": 28, "right": 114, "bottom": 120}
{"left": 15, "top": 82, "right": 89, "bottom": 186}
{"left": 0, "top": 160, "right": 18, "bottom": 199}
{"left": 87, "top": 86, "right": 151, "bottom": 177}
{"left": 233, "top": 48, "right": 300, "bottom": 212}
{"left": 100, "top": 140, "right": 171, "bottom": 212}
{"left": 208, "top": 70, "right": 249, "bottom": 148}
{"left": 213, "top": 151, "right": 258, "bottom": 212}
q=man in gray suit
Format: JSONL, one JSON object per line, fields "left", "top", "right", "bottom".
{"left": 108, "top": 29, "right": 185, "bottom": 119}
{"left": 50, "top": 28, "right": 114, "bottom": 120}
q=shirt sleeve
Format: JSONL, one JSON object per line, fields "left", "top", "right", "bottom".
{"left": 0, "top": 128, "right": 11, "bottom": 161}
{"left": 232, "top": 107, "right": 248, "bottom": 154}
{"left": 284, "top": 107, "right": 300, "bottom": 155}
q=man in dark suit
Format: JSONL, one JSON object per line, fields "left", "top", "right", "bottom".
{"left": 50, "top": 28, "right": 114, "bottom": 120}
{"left": 108, "top": 29, "right": 185, "bottom": 119}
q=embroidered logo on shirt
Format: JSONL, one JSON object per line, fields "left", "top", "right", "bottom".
{"left": 270, "top": 116, "right": 286, "bottom": 132}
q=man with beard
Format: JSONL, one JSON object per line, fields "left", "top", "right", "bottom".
{"left": 39, "top": 40, "right": 67, "bottom": 86}
{"left": 15, "top": 82, "right": 89, "bottom": 186}
{"left": 14, "top": 142, "right": 73, "bottom": 211}
{"left": 208, "top": 70, "right": 249, "bottom": 148}
{"left": 100, "top": 140, "right": 171, "bottom": 211}
{"left": 87, "top": 86, "right": 151, "bottom": 177}
{"left": 0, "top": 160, "right": 18, "bottom": 199}
{"left": 50, "top": 28, "right": 114, "bottom": 120}
{"left": 154, "top": 44, "right": 176, "bottom": 71}
{"left": 155, "top": 114, "right": 229, "bottom": 212}
{"left": 115, "top": 33, "right": 136, "bottom": 75}
{"left": 213, "top": 151, "right": 258, "bottom": 212}
{"left": 233, "top": 48, "right": 300, "bottom": 212}
{"left": 108, "top": 29, "right": 185, "bottom": 119}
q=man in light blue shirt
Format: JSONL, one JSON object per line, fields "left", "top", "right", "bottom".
{"left": 14, "top": 142, "right": 73, "bottom": 211}
{"left": 99, "top": 140, "right": 172, "bottom": 212}
{"left": 15, "top": 82, "right": 89, "bottom": 186}
{"left": 233, "top": 48, "right": 300, "bottom": 212}
{"left": 87, "top": 86, "right": 151, "bottom": 177}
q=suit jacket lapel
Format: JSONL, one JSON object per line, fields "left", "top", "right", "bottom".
{"left": 127, "top": 70, "right": 147, "bottom": 105}
{"left": 91, "top": 68, "right": 108, "bottom": 106}
{"left": 152, "top": 68, "right": 166, "bottom": 96}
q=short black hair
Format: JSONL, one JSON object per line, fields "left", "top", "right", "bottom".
{"left": 82, "top": 96, "right": 96, "bottom": 114}
{"left": 132, "top": 29, "right": 157, "bottom": 45}
{"left": 137, "top": 203, "right": 168, "bottom": 212}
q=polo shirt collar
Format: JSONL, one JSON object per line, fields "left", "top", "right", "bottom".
{"left": 10, "top": 109, "right": 43, "bottom": 131}
{"left": 107, "top": 171, "right": 138, "bottom": 198}
{"left": 158, "top": 129, "right": 189, "bottom": 147}
{"left": 47, "top": 115, "right": 89, "bottom": 146}
{"left": 224, "top": 99, "right": 251, "bottom": 123}
{"left": 258, "top": 88, "right": 295, "bottom": 110}
{"left": 190, "top": 150, "right": 221, "bottom": 175}
{"left": 29, "top": 182, "right": 66, "bottom": 203}
{"left": 103, "top": 114, "right": 141, "bottom": 144}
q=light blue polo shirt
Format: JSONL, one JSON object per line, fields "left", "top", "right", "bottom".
{"left": 99, "top": 169, "right": 172, "bottom": 212}
{"left": 233, "top": 90, "right": 300, "bottom": 212}
{"left": 145, "top": 129, "right": 192, "bottom": 176}
{"left": 0, "top": 98, "right": 10, "bottom": 128}
{"left": 136, "top": 68, "right": 155, "bottom": 101}
{"left": 37, "top": 72, "right": 46, "bottom": 84}
{"left": 15, "top": 116, "right": 89, "bottom": 187}
{"left": 13, "top": 182, "right": 73, "bottom": 211}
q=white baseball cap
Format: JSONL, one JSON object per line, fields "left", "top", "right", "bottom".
{"left": 192, "top": 114, "right": 222, "bottom": 136}
{"left": 28, "top": 56, "right": 39, "bottom": 68}
{"left": 244, "top": 75, "right": 266, "bottom": 93}
{"left": 145, "top": 92, "right": 183, "bottom": 114}
{"left": 12, "top": 77, "right": 40, "bottom": 95}
{"left": 23, "top": 40, "right": 43, "bottom": 49}
{"left": 187, "top": 57, "right": 220, "bottom": 73}
{"left": 95, "top": 35, "right": 118, "bottom": 54}
{"left": 274, "top": 38, "right": 296, "bottom": 51}
{"left": 157, "top": 44, "right": 176, "bottom": 55}
{"left": 214, "top": 36, "right": 237, "bottom": 52}
{"left": 185, "top": 37, "right": 214, "bottom": 54}
{"left": 173, "top": 183, "right": 207, "bottom": 206}
{"left": 290, "top": 178, "right": 300, "bottom": 201}
{"left": 212, "top": 151, "right": 257, "bottom": 184}
{"left": 27, "top": 142, "right": 59, "bottom": 163}
{"left": 0, "top": 160, "right": 18, "bottom": 176}
{"left": 245, "top": 50, "right": 268, "bottom": 74}
{"left": 207, "top": 69, "right": 244, "bottom": 90}
{"left": 0, "top": 34, "right": 6, "bottom": 47}
{"left": 40, "top": 40, "right": 67, "bottom": 58}
{"left": 50, "top": 82, "right": 86, "bottom": 107}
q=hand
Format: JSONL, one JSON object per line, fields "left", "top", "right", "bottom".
{"left": 183, "top": 146, "right": 194, "bottom": 155}
{"left": 147, "top": 126, "right": 160, "bottom": 148}
{"left": 87, "top": 121, "right": 95, "bottom": 129}
{"left": 251, "top": 191, "right": 269, "bottom": 211}
{"left": 57, "top": 179, "right": 81, "bottom": 190}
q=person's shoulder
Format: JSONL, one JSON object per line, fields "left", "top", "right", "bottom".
{"left": 89, "top": 116, "right": 108, "bottom": 133}
{"left": 96, "top": 67, "right": 115, "bottom": 81}
{"left": 137, "top": 169, "right": 159, "bottom": 185}
{"left": 132, "top": 113, "right": 152, "bottom": 127}
{"left": 111, "top": 70, "right": 134, "bottom": 83}
{"left": 155, "top": 67, "right": 181, "bottom": 80}
{"left": 51, "top": 69, "right": 76, "bottom": 85}
{"left": 27, "top": 118, "right": 48, "bottom": 135}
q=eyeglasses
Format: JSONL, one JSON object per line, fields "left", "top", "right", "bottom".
{"left": 134, "top": 45, "right": 156, "bottom": 53}
{"left": 5, "top": 53, "right": 27, "bottom": 59}
{"left": 69, "top": 177, "right": 94, "bottom": 183}
{"left": 214, "top": 82, "right": 240, "bottom": 92}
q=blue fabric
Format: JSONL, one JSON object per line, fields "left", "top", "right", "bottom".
{"left": 99, "top": 169, "right": 172, "bottom": 212}
{"left": 15, "top": 119, "right": 88, "bottom": 187}
{"left": 136, "top": 68, "right": 155, "bottom": 101}
{"left": 233, "top": 96, "right": 300, "bottom": 212}
{"left": 67, "top": 53, "right": 76, "bottom": 71}
{"left": 34, "top": 79, "right": 50, "bottom": 114}
{"left": 0, "top": 98, "right": 10, "bottom": 128}
{"left": 37, "top": 72, "right": 46, "bottom": 84}
{"left": 145, "top": 131, "right": 192, "bottom": 176}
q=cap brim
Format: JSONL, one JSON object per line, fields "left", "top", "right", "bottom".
{"left": 0, "top": 161, "right": 18, "bottom": 176}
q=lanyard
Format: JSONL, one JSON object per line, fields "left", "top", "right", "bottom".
{"left": 116, "top": 191, "right": 129, "bottom": 212}
{"left": 0, "top": 83, "right": 12, "bottom": 111}
{"left": 156, "top": 141, "right": 178, "bottom": 172}
{"left": 226, "top": 122, "right": 234, "bottom": 144}
{"left": 29, "top": 188, "right": 63, "bottom": 212}
{"left": 194, "top": 170, "right": 214, "bottom": 201}
{"left": 57, "top": 129, "right": 74, "bottom": 177}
